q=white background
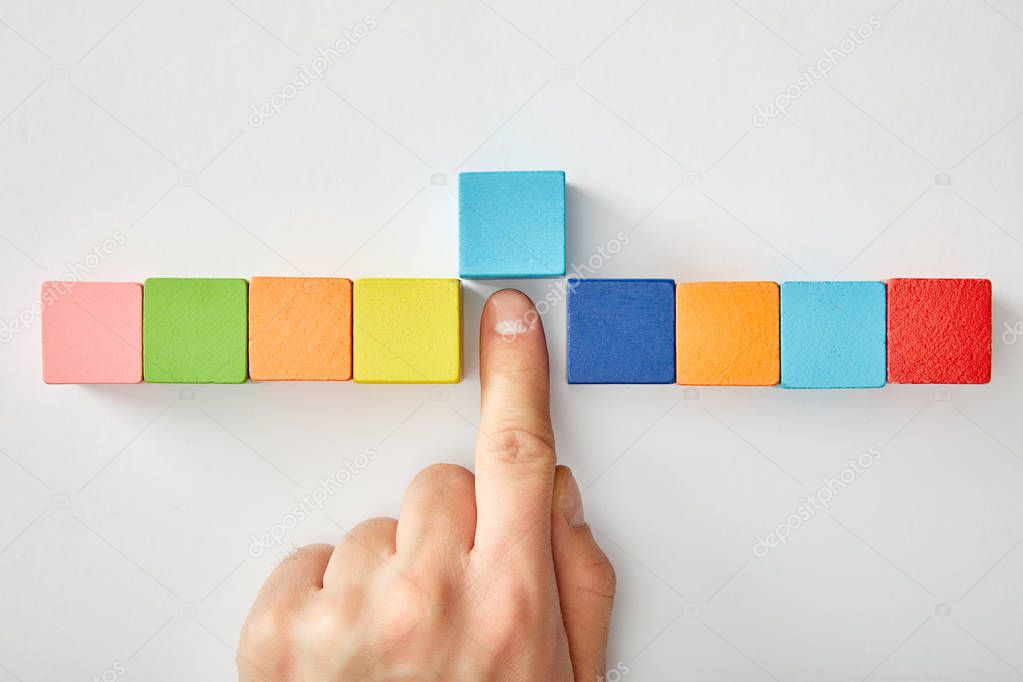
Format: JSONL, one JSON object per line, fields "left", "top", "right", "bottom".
{"left": 2, "top": 0, "right": 1023, "bottom": 680}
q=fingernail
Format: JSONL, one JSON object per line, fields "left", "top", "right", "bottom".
{"left": 557, "top": 470, "right": 586, "bottom": 528}
{"left": 489, "top": 289, "right": 538, "bottom": 342}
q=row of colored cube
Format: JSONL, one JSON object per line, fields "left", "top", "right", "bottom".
{"left": 566, "top": 278, "right": 992, "bottom": 386}
{"left": 41, "top": 276, "right": 992, "bottom": 387}
{"left": 41, "top": 278, "right": 461, "bottom": 384}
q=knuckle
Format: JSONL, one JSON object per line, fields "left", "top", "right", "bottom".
{"left": 280, "top": 542, "right": 332, "bottom": 567}
{"left": 295, "top": 599, "right": 351, "bottom": 651}
{"left": 482, "top": 575, "right": 547, "bottom": 647}
{"left": 581, "top": 555, "right": 617, "bottom": 599}
{"left": 481, "top": 427, "right": 556, "bottom": 467}
{"left": 413, "top": 463, "right": 474, "bottom": 494}
{"left": 353, "top": 516, "right": 397, "bottom": 534}
{"left": 342, "top": 517, "right": 397, "bottom": 558}
{"left": 373, "top": 579, "right": 430, "bottom": 636}
{"left": 239, "top": 605, "right": 290, "bottom": 654}
{"left": 490, "top": 349, "right": 543, "bottom": 378}
{"left": 349, "top": 516, "right": 397, "bottom": 542}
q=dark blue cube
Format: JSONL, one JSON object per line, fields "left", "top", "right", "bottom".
{"left": 567, "top": 278, "right": 676, "bottom": 384}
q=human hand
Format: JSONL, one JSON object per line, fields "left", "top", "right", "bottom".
{"left": 238, "top": 289, "right": 615, "bottom": 681}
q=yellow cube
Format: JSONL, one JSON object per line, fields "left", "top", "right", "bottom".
{"left": 353, "top": 278, "right": 462, "bottom": 383}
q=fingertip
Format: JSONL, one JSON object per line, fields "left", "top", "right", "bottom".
{"left": 553, "top": 464, "right": 572, "bottom": 490}
{"left": 553, "top": 465, "right": 585, "bottom": 529}
{"left": 482, "top": 288, "right": 544, "bottom": 346}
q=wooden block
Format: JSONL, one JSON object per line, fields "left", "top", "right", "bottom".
{"left": 780, "top": 281, "right": 886, "bottom": 389}
{"left": 41, "top": 281, "right": 142, "bottom": 384}
{"left": 676, "top": 281, "right": 779, "bottom": 386}
{"left": 143, "top": 278, "right": 248, "bottom": 383}
{"left": 886, "top": 278, "right": 991, "bottom": 384}
{"left": 248, "top": 277, "right": 352, "bottom": 381}
{"left": 567, "top": 278, "right": 675, "bottom": 384}
{"left": 353, "top": 278, "right": 461, "bottom": 383}
{"left": 458, "top": 171, "right": 566, "bottom": 278}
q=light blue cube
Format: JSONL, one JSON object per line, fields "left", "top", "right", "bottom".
{"left": 781, "top": 281, "right": 887, "bottom": 389}
{"left": 458, "top": 170, "right": 566, "bottom": 278}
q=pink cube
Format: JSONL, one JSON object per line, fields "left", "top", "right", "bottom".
{"left": 41, "top": 282, "right": 143, "bottom": 384}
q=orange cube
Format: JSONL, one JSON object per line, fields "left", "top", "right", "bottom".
{"left": 676, "top": 281, "right": 779, "bottom": 386}
{"left": 249, "top": 277, "right": 352, "bottom": 381}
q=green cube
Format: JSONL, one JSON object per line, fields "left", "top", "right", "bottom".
{"left": 143, "top": 278, "right": 248, "bottom": 383}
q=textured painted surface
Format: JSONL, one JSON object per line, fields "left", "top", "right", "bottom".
{"left": 887, "top": 278, "right": 991, "bottom": 384}
{"left": 458, "top": 170, "right": 566, "bottom": 278}
{"left": 248, "top": 277, "right": 352, "bottom": 381}
{"left": 143, "top": 278, "right": 248, "bottom": 384}
{"left": 353, "top": 278, "right": 461, "bottom": 383}
{"left": 676, "top": 281, "right": 779, "bottom": 386}
{"left": 567, "top": 278, "right": 675, "bottom": 384}
{"left": 781, "top": 281, "right": 887, "bottom": 389}
{"left": 41, "top": 281, "right": 142, "bottom": 384}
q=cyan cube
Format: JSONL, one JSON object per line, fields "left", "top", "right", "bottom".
{"left": 567, "top": 278, "right": 675, "bottom": 384}
{"left": 780, "top": 281, "right": 887, "bottom": 389}
{"left": 458, "top": 170, "right": 566, "bottom": 278}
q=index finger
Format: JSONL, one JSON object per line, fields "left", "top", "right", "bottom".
{"left": 472, "top": 289, "right": 557, "bottom": 558}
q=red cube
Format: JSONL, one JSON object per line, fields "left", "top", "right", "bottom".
{"left": 886, "top": 278, "right": 991, "bottom": 384}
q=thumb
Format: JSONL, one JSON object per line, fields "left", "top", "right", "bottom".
{"left": 552, "top": 465, "right": 616, "bottom": 682}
